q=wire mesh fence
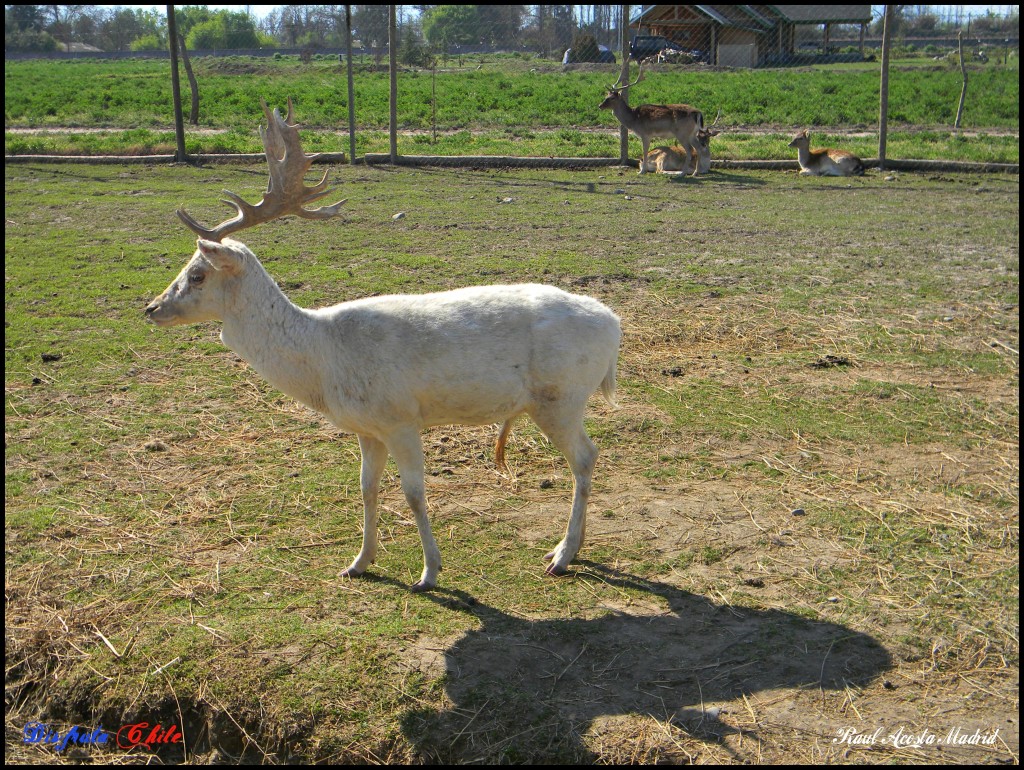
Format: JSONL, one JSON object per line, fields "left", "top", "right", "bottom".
{"left": 4, "top": 5, "right": 1019, "bottom": 173}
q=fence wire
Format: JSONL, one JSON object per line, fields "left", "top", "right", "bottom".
{"left": 4, "top": 4, "right": 1019, "bottom": 173}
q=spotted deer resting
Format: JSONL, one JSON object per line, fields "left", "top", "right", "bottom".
{"left": 642, "top": 109, "right": 722, "bottom": 175}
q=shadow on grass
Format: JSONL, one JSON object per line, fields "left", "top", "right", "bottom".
{"left": 399, "top": 563, "right": 891, "bottom": 763}
{"left": 380, "top": 165, "right": 769, "bottom": 195}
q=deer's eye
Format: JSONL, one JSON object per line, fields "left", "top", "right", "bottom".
{"left": 188, "top": 270, "right": 205, "bottom": 285}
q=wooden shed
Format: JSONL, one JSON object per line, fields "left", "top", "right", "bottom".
{"left": 629, "top": 5, "right": 872, "bottom": 67}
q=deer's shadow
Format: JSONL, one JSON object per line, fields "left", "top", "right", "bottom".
{"left": 399, "top": 565, "right": 891, "bottom": 763}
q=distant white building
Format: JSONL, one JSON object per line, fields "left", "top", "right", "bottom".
{"left": 65, "top": 42, "right": 105, "bottom": 53}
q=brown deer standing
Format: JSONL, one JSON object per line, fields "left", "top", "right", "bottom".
{"left": 599, "top": 65, "right": 709, "bottom": 176}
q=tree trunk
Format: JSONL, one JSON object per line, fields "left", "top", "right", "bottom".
{"left": 166, "top": 6, "right": 187, "bottom": 162}
{"left": 877, "top": 5, "right": 893, "bottom": 171}
{"left": 178, "top": 33, "right": 200, "bottom": 125}
{"left": 954, "top": 31, "right": 968, "bottom": 133}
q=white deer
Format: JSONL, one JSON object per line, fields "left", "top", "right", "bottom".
{"left": 599, "top": 64, "right": 710, "bottom": 176}
{"left": 788, "top": 129, "right": 865, "bottom": 177}
{"left": 145, "top": 100, "right": 622, "bottom": 592}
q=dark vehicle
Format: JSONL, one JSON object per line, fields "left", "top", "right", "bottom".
{"left": 629, "top": 35, "right": 686, "bottom": 61}
{"left": 563, "top": 44, "right": 616, "bottom": 65}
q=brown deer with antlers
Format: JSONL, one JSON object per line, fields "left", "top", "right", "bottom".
{"left": 599, "top": 64, "right": 710, "bottom": 176}
{"left": 145, "top": 100, "right": 622, "bottom": 592}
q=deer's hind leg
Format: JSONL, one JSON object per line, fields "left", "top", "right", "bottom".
{"left": 676, "top": 135, "right": 697, "bottom": 176}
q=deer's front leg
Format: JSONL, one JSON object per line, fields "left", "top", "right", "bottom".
{"left": 638, "top": 138, "right": 651, "bottom": 174}
{"left": 340, "top": 434, "right": 389, "bottom": 579}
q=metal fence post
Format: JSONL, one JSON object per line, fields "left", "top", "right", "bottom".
{"left": 619, "top": 5, "right": 630, "bottom": 166}
{"left": 389, "top": 5, "right": 398, "bottom": 164}
{"left": 166, "top": 5, "right": 187, "bottom": 162}
{"left": 346, "top": 5, "right": 356, "bottom": 164}
{"left": 878, "top": 5, "right": 893, "bottom": 171}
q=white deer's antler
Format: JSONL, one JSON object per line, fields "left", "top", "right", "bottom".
{"left": 177, "top": 98, "right": 346, "bottom": 241}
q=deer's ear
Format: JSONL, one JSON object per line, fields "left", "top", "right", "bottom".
{"left": 197, "top": 239, "right": 245, "bottom": 274}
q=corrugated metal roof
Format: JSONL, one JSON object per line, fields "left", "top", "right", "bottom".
{"left": 739, "top": 6, "right": 778, "bottom": 29}
{"left": 632, "top": 5, "right": 702, "bottom": 25}
{"left": 634, "top": 5, "right": 767, "bottom": 31}
{"left": 632, "top": 5, "right": 871, "bottom": 27}
{"left": 696, "top": 5, "right": 768, "bottom": 31}
{"left": 692, "top": 5, "right": 730, "bottom": 25}
{"left": 769, "top": 5, "right": 872, "bottom": 24}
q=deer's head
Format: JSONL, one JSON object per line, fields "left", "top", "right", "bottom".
{"left": 599, "top": 64, "right": 644, "bottom": 110}
{"left": 145, "top": 99, "right": 346, "bottom": 327}
{"left": 788, "top": 129, "right": 811, "bottom": 149}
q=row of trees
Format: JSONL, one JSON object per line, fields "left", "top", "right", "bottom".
{"left": 6, "top": 5, "right": 152, "bottom": 52}
{"left": 878, "top": 5, "right": 1020, "bottom": 38}
{"left": 5, "top": 5, "right": 271, "bottom": 53}
{"left": 5, "top": 5, "right": 1019, "bottom": 56}
{"left": 5, "top": 5, "right": 626, "bottom": 56}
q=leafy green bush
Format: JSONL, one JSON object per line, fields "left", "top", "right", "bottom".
{"left": 567, "top": 33, "right": 601, "bottom": 63}
{"left": 130, "top": 33, "right": 165, "bottom": 52}
{"left": 186, "top": 10, "right": 260, "bottom": 50}
{"left": 5, "top": 28, "right": 59, "bottom": 53}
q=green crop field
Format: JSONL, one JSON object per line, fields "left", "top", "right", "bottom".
{"left": 5, "top": 150, "right": 1018, "bottom": 762}
{"left": 4, "top": 53, "right": 1020, "bottom": 163}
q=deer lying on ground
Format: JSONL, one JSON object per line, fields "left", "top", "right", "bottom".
{"left": 641, "top": 110, "right": 721, "bottom": 174}
{"left": 641, "top": 146, "right": 684, "bottom": 174}
{"left": 145, "top": 100, "right": 622, "bottom": 592}
{"left": 788, "top": 129, "right": 865, "bottom": 176}
{"left": 599, "top": 64, "right": 709, "bottom": 176}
